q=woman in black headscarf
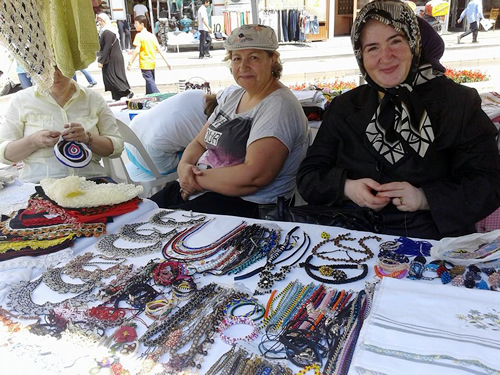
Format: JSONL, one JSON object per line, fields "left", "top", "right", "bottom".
{"left": 297, "top": 0, "right": 500, "bottom": 239}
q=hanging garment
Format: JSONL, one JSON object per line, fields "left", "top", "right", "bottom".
{"left": 281, "top": 10, "right": 289, "bottom": 42}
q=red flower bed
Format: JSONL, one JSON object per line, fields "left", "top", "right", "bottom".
{"left": 445, "top": 68, "right": 489, "bottom": 84}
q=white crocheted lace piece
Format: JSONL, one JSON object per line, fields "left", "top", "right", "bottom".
{"left": 0, "top": 0, "right": 55, "bottom": 94}
{"left": 0, "top": 248, "right": 73, "bottom": 272}
{"left": 40, "top": 176, "right": 143, "bottom": 208}
{"left": 0, "top": 179, "right": 36, "bottom": 216}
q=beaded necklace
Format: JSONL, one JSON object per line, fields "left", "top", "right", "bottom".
{"left": 254, "top": 233, "right": 311, "bottom": 295}
{"left": 164, "top": 220, "right": 247, "bottom": 261}
{"left": 226, "top": 226, "right": 281, "bottom": 275}
{"left": 302, "top": 255, "right": 369, "bottom": 284}
{"left": 312, "top": 233, "right": 379, "bottom": 264}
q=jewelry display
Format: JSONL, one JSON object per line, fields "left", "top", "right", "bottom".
{"left": 312, "top": 233, "right": 379, "bottom": 263}
{"left": 42, "top": 266, "right": 102, "bottom": 294}
{"left": 149, "top": 209, "right": 206, "bottom": 227}
{"left": 407, "top": 256, "right": 427, "bottom": 280}
{"left": 96, "top": 233, "right": 162, "bottom": 257}
{"left": 235, "top": 226, "right": 299, "bottom": 281}
{"left": 302, "top": 255, "right": 368, "bottom": 284}
{"left": 255, "top": 232, "right": 311, "bottom": 295}
{"left": 153, "top": 260, "right": 191, "bottom": 286}
{"left": 226, "top": 226, "right": 281, "bottom": 275}
{"left": 163, "top": 220, "right": 247, "bottom": 261}
{"left": 140, "top": 283, "right": 219, "bottom": 347}
{"left": 97, "top": 259, "right": 161, "bottom": 302}
{"left": 119, "top": 222, "right": 177, "bottom": 243}
{"left": 62, "top": 252, "right": 128, "bottom": 280}
{"left": 145, "top": 299, "right": 174, "bottom": 320}
{"left": 6, "top": 277, "right": 94, "bottom": 316}
{"left": 222, "top": 297, "right": 265, "bottom": 321}
{"left": 217, "top": 315, "right": 260, "bottom": 345}
{"left": 187, "top": 224, "right": 280, "bottom": 276}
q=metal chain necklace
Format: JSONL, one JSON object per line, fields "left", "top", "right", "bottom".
{"left": 96, "top": 233, "right": 162, "bottom": 257}
{"left": 6, "top": 277, "right": 94, "bottom": 316}
{"left": 119, "top": 222, "right": 178, "bottom": 243}
{"left": 149, "top": 209, "right": 206, "bottom": 227}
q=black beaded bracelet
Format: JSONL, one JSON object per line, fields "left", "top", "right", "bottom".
{"left": 300, "top": 255, "right": 368, "bottom": 284}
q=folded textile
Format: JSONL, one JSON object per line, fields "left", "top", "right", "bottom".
{"left": 349, "top": 278, "right": 500, "bottom": 374}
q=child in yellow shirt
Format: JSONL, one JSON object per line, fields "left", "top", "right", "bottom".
{"left": 128, "top": 15, "right": 171, "bottom": 94}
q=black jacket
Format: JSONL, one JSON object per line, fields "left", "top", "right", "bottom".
{"left": 297, "top": 77, "right": 500, "bottom": 239}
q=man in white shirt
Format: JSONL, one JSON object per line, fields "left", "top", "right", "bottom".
{"left": 133, "top": 1, "right": 150, "bottom": 27}
{"left": 197, "top": 0, "right": 212, "bottom": 59}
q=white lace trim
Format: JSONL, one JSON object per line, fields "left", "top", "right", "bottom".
{"left": 0, "top": 248, "right": 73, "bottom": 271}
{"left": 0, "top": 178, "right": 36, "bottom": 216}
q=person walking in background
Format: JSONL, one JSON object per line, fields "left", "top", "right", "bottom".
{"left": 117, "top": 15, "right": 132, "bottom": 51}
{"left": 457, "top": 0, "right": 483, "bottom": 44}
{"left": 127, "top": 15, "right": 171, "bottom": 94}
{"left": 133, "top": 0, "right": 150, "bottom": 27}
{"left": 97, "top": 13, "right": 133, "bottom": 101}
{"left": 74, "top": 69, "right": 97, "bottom": 88}
{"left": 198, "top": 0, "right": 212, "bottom": 59}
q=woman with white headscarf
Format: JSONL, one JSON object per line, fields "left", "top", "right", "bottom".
{"left": 97, "top": 13, "right": 133, "bottom": 100}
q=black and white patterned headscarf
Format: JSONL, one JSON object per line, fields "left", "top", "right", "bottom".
{"left": 351, "top": 0, "right": 443, "bottom": 166}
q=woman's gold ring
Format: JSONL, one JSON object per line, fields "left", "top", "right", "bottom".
{"left": 398, "top": 197, "right": 404, "bottom": 205}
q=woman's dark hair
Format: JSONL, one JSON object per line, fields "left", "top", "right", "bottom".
{"left": 204, "top": 94, "right": 218, "bottom": 117}
{"left": 135, "top": 15, "right": 148, "bottom": 28}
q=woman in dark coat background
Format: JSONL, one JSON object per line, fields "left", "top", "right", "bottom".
{"left": 97, "top": 13, "right": 133, "bottom": 101}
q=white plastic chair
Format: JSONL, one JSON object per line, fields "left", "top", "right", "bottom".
{"left": 103, "top": 119, "right": 178, "bottom": 198}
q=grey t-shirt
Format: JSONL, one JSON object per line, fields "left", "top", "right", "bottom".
{"left": 198, "top": 87, "right": 309, "bottom": 204}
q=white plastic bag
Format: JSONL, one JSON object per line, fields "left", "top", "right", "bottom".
{"left": 431, "top": 230, "right": 500, "bottom": 265}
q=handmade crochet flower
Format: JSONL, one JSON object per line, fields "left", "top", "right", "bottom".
{"left": 114, "top": 325, "right": 137, "bottom": 343}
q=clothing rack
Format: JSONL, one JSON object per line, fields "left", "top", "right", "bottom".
{"left": 259, "top": 8, "right": 317, "bottom": 43}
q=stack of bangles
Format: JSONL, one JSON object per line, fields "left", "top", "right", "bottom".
{"left": 223, "top": 297, "right": 265, "bottom": 321}
{"left": 145, "top": 299, "right": 174, "bottom": 320}
{"left": 217, "top": 316, "right": 260, "bottom": 345}
{"left": 374, "top": 252, "right": 409, "bottom": 279}
{"left": 172, "top": 279, "right": 197, "bottom": 301}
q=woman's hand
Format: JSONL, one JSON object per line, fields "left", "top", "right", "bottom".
{"left": 98, "top": 63, "right": 103, "bottom": 68}
{"left": 377, "top": 181, "right": 430, "bottom": 212}
{"left": 29, "top": 129, "right": 61, "bottom": 149}
{"left": 177, "top": 161, "right": 204, "bottom": 200}
{"left": 344, "top": 178, "right": 391, "bottom": 210}
{"left": 61, "top": 123, "right": 88, "bottom": 143}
